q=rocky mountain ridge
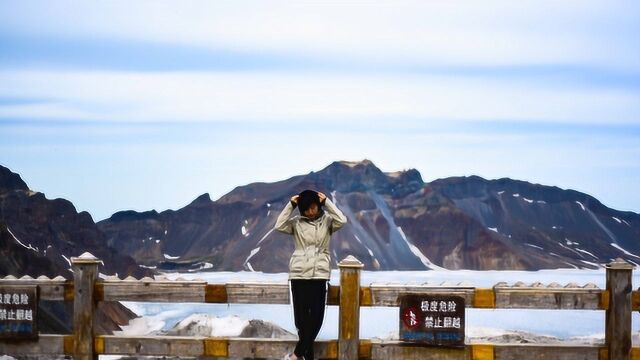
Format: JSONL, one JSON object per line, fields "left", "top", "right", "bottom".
{"left": 0, "top": 165, "right": 148, "bottom": 278}
{"left": 97, "top": 160, "right": 640, "bottom": 272}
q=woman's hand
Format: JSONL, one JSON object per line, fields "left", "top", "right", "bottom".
{"left": 317, "top": 192, "right": 327, "bottom": 203}
{"left": 290, "top": 195, "right": 300, "bottom": 204}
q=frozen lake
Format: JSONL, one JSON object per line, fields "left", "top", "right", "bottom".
{"left": 119, "top": 268, "right": 640, "bottom": 342}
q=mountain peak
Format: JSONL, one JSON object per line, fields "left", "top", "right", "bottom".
{"left": 311, "top": 160, "right": 423, "bottom": 196}
{"left": 0, "top": 165, "right": 29, "bottom": 193}
{"left": 190, "top": 193, "right": 212, "bottom": 205}
{"left": 337, "top": 159, "right": 375, "bottom": 168}
{"left": 315, "top": 160, "right": 387, "bottom": 192}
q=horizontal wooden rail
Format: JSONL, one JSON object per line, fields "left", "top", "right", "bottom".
{"left": 76, "top": 279, "right": 616, "bottom": 310}
{"left": 0, "top": 276, "right": 73, "bottom": 301}
{"left": 0, "top": 334, "right": 73, "bottom": 355}
{"left": 96, "top": 335, "right": 338, "bottom": 358}
{"left": 493, "top": 285, "right": 604, "bottom": 310}
{"left": 368, "top": 340, "right": 611, "bottom": 360}
{"left": 361, "top": 284, "right": 606, "bottom": 310}
{"left": 2, "top": 275, "right": 630, "bottom": 312}
{"left": 0, "top": 277, "right": 619, "bottom": 311}
{"left": 2, "top": 256, "right": 637, "bottom": 359}
{"left": 5, "top": 335, "right": 638, "bottom": 360}
{"left": 96, "top": 280, "right": 296, "bottom": 303}
{"left": 363, "top": 284, "right": 475, "bottom": 307}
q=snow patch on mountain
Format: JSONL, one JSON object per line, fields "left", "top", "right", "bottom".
{"left": 574, "top": 248, "right": 598, "bottom": 259}
{"left": 611, "top": 243, "right": 640, "bottom": 260}
{"left": 397, "top": 226, "right": 445, "bottom": 270}
{"left": 189, "top": 262, "right": 213, "bottom": 272}
{"left": 7, "top": 226, "right": 38, "bottom": 252}
{"left": 257, "top": 228, "right": 274, "bottom": 245}
{"left": 244, "top": 247, "right": 261, "bottom": 265}
{"left": 525, "top": 243, "right": 543, "bottom": 250}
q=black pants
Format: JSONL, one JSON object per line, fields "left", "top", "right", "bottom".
{"left": 290, "top": 279, "right": 327, "bottom": 360}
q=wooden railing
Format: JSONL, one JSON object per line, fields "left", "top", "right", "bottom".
{"left": 1, "top": 254, "right": 639, "bottom": 360}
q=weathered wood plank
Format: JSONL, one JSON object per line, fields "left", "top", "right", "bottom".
{"left": 0, "top": 335, "right": 616, "bottom": 360}
{"left": 227, "top": 338, "right": 338, "bottom": 359}
{"left": 0, "top": 279, "right": 71, "bottom": 301}
{"left": 225, "top": 282, "right": 290, "bottom": 304}
{"left": 370, "top": 340, "right": 471, "bottom": 360}
{"left": 101, "top": 280, "right": 207, "bottom": 302}
{"left": 367, "top": 285, "right": 475, "bottom": 307}
{"left": 339, "top": 257, "right": 364, "bottom": 360}
{"left": 494, "top": 344, "right": 601, "bottom": 360}
{"left": 1, "top": 276, "right": 607, "bottom": 309}
{"left": 494, "top": 288, "right": 604, "bottom": 309}
{"left": 369, "top": 341, "right": 603, "bottom": 360}
{"left": 0, "top": 334, "right": 70, "bottom": 355}
{"left": 368, "top": 285, "right": 603, "bottom": 309}
{"left": 101, "top": 281, "right": 293, "bottom": 304}
{"left": 606, "top": 259, "right": 634, "bottom": 359}
{"left": 72, "top": 255, "right": 100, "bottom": 360}
{"left": 98, "top": 336, "right": 338, "bottom": 358}
{"left": 100, "top": 335, "right": 204, "bottom": 356}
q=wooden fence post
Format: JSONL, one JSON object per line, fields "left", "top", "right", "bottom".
{"left": 71, "top": 252, "right": 101, "bottom": 360}
{"left": 338, "top": 255, "right": 363, "bottom": 360}
{"left": 606, "top": 258, "right": 634, "bottom": 360}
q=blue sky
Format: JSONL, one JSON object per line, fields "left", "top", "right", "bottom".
{"left": 0, "top": 0, "right": 639, "bottom": 221}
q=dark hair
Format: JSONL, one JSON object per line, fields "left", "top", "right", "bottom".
{"left": 298, "top": 189, "right": 320, "bottom": 215}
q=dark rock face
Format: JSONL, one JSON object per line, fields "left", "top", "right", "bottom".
{"left": 0, "top": 165, "right": 143, "bottom": 336}
{"left": 0, "top": 165, "right": 28, "bottom": 193}
{"left": 98, "top": 160, "right": 640, "bottom": 271}
{"left": 426, "top": 176, "right": 640, "bottom": 269}
{"left": 0, "top": 165, "right": 147, "bottom": 279}
{"left": 98, "top": 195, "right": 255, "bottom": 271}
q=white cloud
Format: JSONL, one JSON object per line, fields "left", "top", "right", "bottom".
{"left": 0, "top": 0, "right": 638, "bottom": 221}
{"left": 0, "top": 70, "right": 638, "bottom": 124}
{"left": 1, "top": 0, "right": 638, "bottom": 71}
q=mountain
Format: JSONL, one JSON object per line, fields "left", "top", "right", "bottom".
{"left": 0, "top": 165, "right": 148, "bottom": 278}
{"left": 97, "top": 160, "right": 640, "bottom": 271}
{"left": 0, "top": 164, "right": 145, "bottom": 335}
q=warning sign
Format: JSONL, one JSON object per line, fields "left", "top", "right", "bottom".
{"left": 399, "top": 294, "right": 465, "bottom": 347}
{"left": 0, "top": 285, "right": 38, "bottom": 340}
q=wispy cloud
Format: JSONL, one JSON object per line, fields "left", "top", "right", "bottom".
{"left": 1, "top": 1, "right": 638, "bottom": 71}
{"left": 0, "top": 70, "right": 638, "bottom": 124}
{"left": 0, "top": 0, "right": 638, "bottom": 218}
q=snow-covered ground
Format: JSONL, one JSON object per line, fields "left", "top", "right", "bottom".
{"left": 118, "top": 269, "right": 640, "bottom": 343}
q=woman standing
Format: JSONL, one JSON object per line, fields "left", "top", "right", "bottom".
{"left": 275, "top": 189, "right": 348, "bottom": 360}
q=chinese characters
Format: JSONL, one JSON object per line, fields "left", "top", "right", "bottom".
{"left": 399, "top": 295, "right": 465, "bottom": 347}
{"left": 0, "top": 286, "right": 38, "bottom": 339}
{"left": 421, "top": 300, "right": 461, "bottom": 329}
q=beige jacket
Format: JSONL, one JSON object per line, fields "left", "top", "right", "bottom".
{"left": 274, "top": 197, "right": 347, "bottom": 279}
